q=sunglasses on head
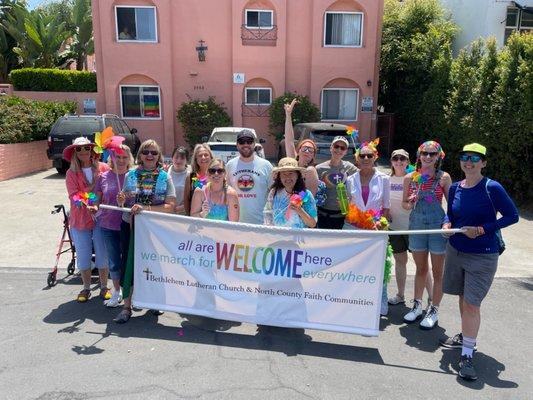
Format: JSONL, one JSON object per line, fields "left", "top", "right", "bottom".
{"left": 333, "top": 144, "right": 347, "bottom": 151}
{"left": 141, "top": 150, "right": 159, "bottom": 156}
{"left": 208, "top": 168, "right": 225, "bottom": 175}
{"left": 420, "top": 151, "right": 438, "bottom": 157}
{"left": 237, "top": 138, "right": 254, "bottom": 145}
{"left": 459, "top": 154, "right": 482, "bottom": 163}
{"left": 392, "top": 155, "right": 408, "bottom": 162}
{"left": 75, "top": 146, "right": 92, "bottom": 152}
{"left": 359, "top": 153, "right": 374, "bottom": 159}
{"left": 300, "top": 146, "right": 315, "bottom": 154}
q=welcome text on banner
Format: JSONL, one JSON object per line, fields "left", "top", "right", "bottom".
{"left": 132, "top": 212, "right": 389, "bottom": 336}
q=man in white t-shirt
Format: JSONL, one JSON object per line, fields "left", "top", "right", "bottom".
{"left": 226, "top": 130, "right": 273, "bottom": 224}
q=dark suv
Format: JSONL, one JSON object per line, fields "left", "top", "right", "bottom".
{"left": 47, "top": 114, "right": 140, "bottom": 174}
{"left": 278, "top": 122, "right": 357, "bottom": 163}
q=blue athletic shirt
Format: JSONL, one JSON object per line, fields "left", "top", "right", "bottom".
{"left": 446, "top": 177, "right": 518, "bottom": 254}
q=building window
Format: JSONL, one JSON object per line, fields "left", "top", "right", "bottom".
{"left": 120, "top": 85, "right": 161, "bottom": 119}
{"left": 245, "top": 9, "right": 274, "bottom": 29}
{"left": 505, "top": 7, "right": 533, "bottom": 43}
{"left": 245, "top": 87, "right": 272, "bottom": 105}
{"left": 116, "top": 6, "right": 157, "bottom": 42}
{"left": 324, "top": 12, "right": 363, "bottom": 47}
{"left": 321, "top": 88, "right": 358, "bottom": 121}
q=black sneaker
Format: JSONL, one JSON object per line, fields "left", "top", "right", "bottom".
{"left": 439, "top": 333, "right": 478, "bottom": 350}
{"left": 458, "top": 355, "right": 478, "bottom": 381}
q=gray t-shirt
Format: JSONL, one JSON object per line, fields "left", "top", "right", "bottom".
{"left": 169, "top": 165, "right": 191, "bottom": 208}
{"left": 315, "top": 160, "right": 358, "bottom": 210}
{"left": 226, "top": 156, "right": 273, "bottom": 224}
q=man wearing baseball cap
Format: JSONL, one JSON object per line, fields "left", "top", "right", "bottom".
{"left": 315, "top": 136, "right": 358, "bottom": 229}
{"left": 226, "top": 130, "right": 273, "bottom": 224}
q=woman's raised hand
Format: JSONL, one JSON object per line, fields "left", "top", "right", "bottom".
{"left": 284, "top": 98, "right": 298, "bottom": 115}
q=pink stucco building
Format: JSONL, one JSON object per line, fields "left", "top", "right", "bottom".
{"left": 92, "top": 0, "right": 384, "bottom": 156}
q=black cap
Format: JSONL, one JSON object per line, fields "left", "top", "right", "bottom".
{"left": 237, "top": 129, "right": 255, "bottom": 141}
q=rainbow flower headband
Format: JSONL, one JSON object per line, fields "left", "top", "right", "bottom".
{"left": 356, "top": 137, "right": 380, "bottom": 157}
{"left": 417, "top": 140, "right": 445, "bottom": 159}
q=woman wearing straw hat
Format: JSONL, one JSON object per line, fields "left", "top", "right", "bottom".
{"left": 440, "top": 143, "right": 518, "bottom": 381}
{"left": 264, "top": 157, "right": 317, "bottom": 228}
{"left": 63, "top": 137, "right": 110, "bottom": 303}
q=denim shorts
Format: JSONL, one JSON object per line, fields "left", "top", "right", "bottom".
{"left": 408, "top": 202, "right": 446, "bottom": 255}
{"left": 99, "top": 227, "right": 121, "bottom": 280}
{"left": 70, "top": 227, "right": 108, "bottom": 271}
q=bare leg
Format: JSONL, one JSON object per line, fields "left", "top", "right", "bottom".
{"left": 80, "top": 269, "right": 91, "bottom": 289}
{"left": 430, "top": 253, "right": 445, "bottom": 307}
{"left": 425, "top": 270, "right": 433, "bottom": 301}
{"left": 461, "top": 299, "right": 481, "bottom": 338}
{"left": 98, "top": 268, "right": 109, "bottom": 289}
{"left": 412, "top": 251, "right": 429, "bottom": 300}
{"left": 393, "top": 251, "right": 408, "bottom": 297}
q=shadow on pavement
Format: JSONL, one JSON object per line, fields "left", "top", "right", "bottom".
{"left": 43, "top": 171, "right": 64, "bottom": 180}
{"left": 43, "top": 299, "right": 454, "bottom": 376}
{"left": 398, "top": 320, "right": 446, "bottom": 353}
{"left": 510, "top": 277, "right": 533, "bottom": 291}
{"left": 439, "top": 349, "right": 518, "bottom": 390}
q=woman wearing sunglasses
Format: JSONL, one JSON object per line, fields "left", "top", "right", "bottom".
{"left": 183, "top": 144, "right": 214, "bottom": 215}
{"left": 315, "top": 136, "right": 358, "bottom": 229}
{"left": 402, "top": 140, "right": 452, "bottom": 329}
{"left": 387, "top": 149, "right": 433, "bottom": 307}
{"left": 264, "top": 157, "right": 317, "bottom": 228}
{"left": 63, "top": 137, "right": 111, "bottom": 303}
{"left": 190, "top": 159, "right": 239, "bottom": 222}
{"left": 440, "top": 143, "right": 518, "bottom": 381}
{"left": 344, "top": 141, "right": 390, "bottom": 315}
{"left": 283, "top": 99, "right": 320, "bottom": 197}
{"left": 114, "top": 139, "right": 176, "bottom": 323}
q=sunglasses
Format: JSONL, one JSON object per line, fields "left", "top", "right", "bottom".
{"left": 75, "top": 146, "right": 92, "bottom": 152}
{"left": 333, "top": 144, "right": 347, "bottom": 151}
{"left": 237, "top": 139, "right": 254, "bottom": 145}
{"left": 459, "top": 154, "right": 482, "bottom": 163}
{"left": 420, "top": 151, "right": 438, "bottom": 157}
{"left": 208, "top": 168, "right": 225, "bottom": 175}
{"left": 141, "top": 150, "right": 159, "bottom": 156}
{"left": 359, "top": 153, "right": 374, "bottom": 159}
{"left": 392, "top": 156, "right": 408, "bottom": 162}
{"left": 300, "top": 146, "right": 315, "bottom": 154}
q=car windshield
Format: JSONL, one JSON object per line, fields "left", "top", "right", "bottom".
{"left": 310, "top": 130, "right": 349, "bottom": 144}
{"left": 54, "top": 120, "right": 101, "bottom": 137}
{"left": 210, "top": 131, "right": 242, "bottom": 142}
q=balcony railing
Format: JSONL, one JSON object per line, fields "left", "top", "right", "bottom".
{"left": 241, "top": 25, "right": 277, "bottom": 45}
{"left": 242, "top": 104, "right": 270, "bottom": 117}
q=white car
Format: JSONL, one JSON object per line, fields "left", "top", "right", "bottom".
{"left": 205, "top": 127, "right": 266, "bottom": 163}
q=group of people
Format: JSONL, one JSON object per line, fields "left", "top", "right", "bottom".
{"left": 64, "top": 100, "right": 519, "bottom": 382}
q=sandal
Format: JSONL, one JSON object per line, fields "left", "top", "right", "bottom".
{"left": 77, "top": 289, "right": 91, "bottom": 303}
{"left": 114, "top": 307, "right": 132, "bottom": 324}
{"left": 99, "top": 288, "right": 112, "bottom": 300}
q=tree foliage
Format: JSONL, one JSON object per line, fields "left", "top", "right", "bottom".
{"left": 176, "top": 97, "right": 232, "bottom": 147}
{"left": 268, "top": 92, "right": 321, "bottom": 142}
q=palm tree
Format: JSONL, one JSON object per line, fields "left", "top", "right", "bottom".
{"left": 68, "top": 0, "right": 93, "bottom": 70}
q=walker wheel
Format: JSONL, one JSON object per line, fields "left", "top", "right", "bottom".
{"left": 47, "top": 272, "right": 56, "bottom": 287}
{"left": 67, "top": 260, "right": 75, "bottom": 275}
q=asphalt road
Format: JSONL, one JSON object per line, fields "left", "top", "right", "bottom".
{"left": 0, "top": 169, "right": 532, "bottom": 399}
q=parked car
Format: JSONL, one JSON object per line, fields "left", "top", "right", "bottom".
{"left": 204, "top": 127, "right": 266, "bottom": 163}
{"left": 47, "top": 114, "right": 140, "bottom": 174}
{"left": 278, "top": 122, "right": 357, "bottom": 163}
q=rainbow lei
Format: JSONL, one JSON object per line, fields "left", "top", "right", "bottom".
{"left": 405, "top": 164, "right": 416, "bottom": 173}
{"left": 192, "top": 174, "right": 208, "bottom": 189}
{"left": 345, "top": 204, "right": 389, "bottom": 230}
{"left": 73, "top": 191, "right": 97, "bottom": 208}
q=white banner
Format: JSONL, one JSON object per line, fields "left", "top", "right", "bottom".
{"left": 133, "top": 212, "right": 388, "bottom": 336}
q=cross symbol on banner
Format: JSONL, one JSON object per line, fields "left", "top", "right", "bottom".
{"left": 143, "top": 268, "right": 152, "bottom": 280}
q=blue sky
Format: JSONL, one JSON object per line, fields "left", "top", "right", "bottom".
{"left": 27, "top": 0, "right": 48, "bottom": 9}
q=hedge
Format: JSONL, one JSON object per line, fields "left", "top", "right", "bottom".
{"left": 9, "top": 68, "right": 97, "bottom": 92}
{"left": 0, "top": 96, "right": 77, "bottom": 144}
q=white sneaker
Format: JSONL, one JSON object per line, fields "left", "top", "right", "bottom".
{"left": 388, "top": 294, "right": 405, "bottom": 305}
{"left": 104, "top": 290, "right": 122, "bottom": 308}
{"left": 420, "top": 305, "right": 439, "bottom": 329}
{"left": 403, "top": 300, "right": 423, "bottom": 322}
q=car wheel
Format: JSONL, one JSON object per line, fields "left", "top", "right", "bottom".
{"left": 56, "top": 161, "right": 69, "bottom": 174}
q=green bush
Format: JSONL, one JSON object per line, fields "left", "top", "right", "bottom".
{"left": 176, "top": 97, "right": 232, "bottom": 147}
{"left": 0, "top": 96, "right": 77, "bottom": 143}
{"left": 268, "top": 92, "right": 321, "bottom": 142}
{"left": 9, "top": 68, "right": 97, "bottom": 92}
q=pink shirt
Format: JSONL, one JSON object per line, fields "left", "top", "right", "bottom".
{"left": 66, "top": 162, "right": 110, "bottom": 230}
{"left": 362, "top": 185, "right": 370, "bottom": 206}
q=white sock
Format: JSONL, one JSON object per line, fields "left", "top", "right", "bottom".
{"left": 461, "top": 335, "right": 476, "bottom": 358}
